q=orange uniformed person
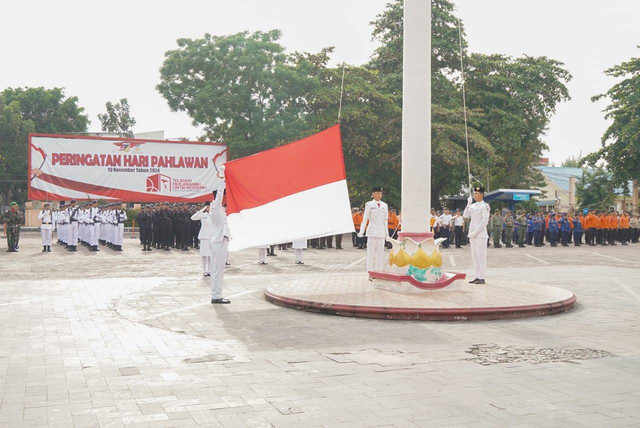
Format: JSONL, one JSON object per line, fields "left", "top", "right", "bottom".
{"left": 585, "top": 210, "right": 597, "bottom": 246}
{"left": 352, "top": 207, "right": 363, "bottom": 248}
{"left": 387, "top": 208, "right": 399, "bottom": 241}
{"left": 619, "top": 211, "right": 630, "bottom": 245}
{"left": 607, "top": 211, "right": 618, "bottom": 245}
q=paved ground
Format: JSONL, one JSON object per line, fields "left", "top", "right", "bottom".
{"left": 0, "top": 233, "right": 639, "bottom": 427}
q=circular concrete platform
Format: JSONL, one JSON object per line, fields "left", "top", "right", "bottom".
{"left": 264, "top": 273, "right": 577, "bottom": 321}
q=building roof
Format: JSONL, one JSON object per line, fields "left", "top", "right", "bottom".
{"left": 484, "top": 189, "right": 542, "bottom": 203}
{"left": 537, "top": 166, "right": 633, "bottom": 195}
{"left": 537, "top": 166, "right": 583, "bottom": 192}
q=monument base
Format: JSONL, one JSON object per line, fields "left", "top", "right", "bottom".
{"left": 264, "top": 272, "right": 576, "bottom": 321}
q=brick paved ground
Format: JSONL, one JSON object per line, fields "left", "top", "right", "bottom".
{"left": 0, "top": 233, "right": 639, "bottom": 427}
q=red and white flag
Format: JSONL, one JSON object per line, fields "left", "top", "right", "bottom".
{"left": 224, "top": 125, "right": 354, "bottom": 251}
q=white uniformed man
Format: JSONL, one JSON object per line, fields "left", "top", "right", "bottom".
{"left": 114, "top": 203, "right": 127, "bottom": 251}
{"left": 209, "top": 185, "right": 232, "bottom": 304}
{"left": 463, "top": 185, "right": 490, "bottom": 284}
{"left": 191, "top": 202, "right": 214, "bottom": 276}
{"left": 38, "top": 202, "right": 54, "bottom": 252}
{"left": 68, "top": 200, "right": 79, "bottom": 251}
{"left": 358, "top": 186, "right": 389, "bottom": 272}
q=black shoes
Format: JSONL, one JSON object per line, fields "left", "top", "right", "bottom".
{"left": 469, "top": 278, "right": 486, "bottom": 284}
{"left": 203, "top": 272, "right": 211, "bottom": 277}
{"left": 295, "top": 261, "right": 304, "bottom": 265}
{"left": 42, "top": 246, "right": 47, "bottom": 252}
{"left": 211, "top": 298, "right": 230, "bottom": 304}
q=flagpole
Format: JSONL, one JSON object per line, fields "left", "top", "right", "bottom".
{"left": 400, "top": 0, "right": 431, "bottom": 236}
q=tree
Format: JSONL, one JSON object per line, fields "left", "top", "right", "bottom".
{"left": 1, "top": 87, "right": 89, "bottom": 134}
{"left": 585, "top": 48, "right": 640, "bottom": 183}
{"left": 0, "top": 97, "right": 35, "bottom": 204}
{"left": 98, "top": 98, "right": 136, "bottom": 138}
{"left": 0, "top": 87, "right": 88, "bottom": 204}
{"left": 464, "top": 54, "right": 572, "bottom": 191}
{"left": 158, "top": 30, "right": 319, "bottom": 157}
{"left": 576, "top": 168, "right": 616, "bottom": 209}
{"left": 561, "top": 154, "right": 582, "bottom": 167}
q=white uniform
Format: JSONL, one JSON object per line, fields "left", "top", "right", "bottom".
{"left": 463, "top": 197, "right": 490, "bottom": 280}
{"left": 38, "top": 210, "right": 54, "bottom": 246}
{"left": 191, "top": 206, "right": 214, "bottom": 274}
{"left": 358, "top": 199, "right": 389, "bottom": 272}
{"left": 115, "top": 209, "right": 127, "bottom": 247}
{"left": 292, "top": 239, "right": 307, "bottom": 263}
{"left": 209, "top": 187, "right": 231, "bottom": 299}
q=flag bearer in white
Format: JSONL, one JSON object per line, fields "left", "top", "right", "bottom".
{"left": 292, "top": 239, "right": 306, "bottom": 264}
{"left": 38, "top": 202, "right": 53, "bottom": 252}
{"left": 463, "top": 186, "right": 491, "bottom": 284}
{"left": 358, "top": 187, "right": 389, "bottom": 272}
{"left": 209, "top": 186, "right": 232, "bottom": 304}
{"left": 191, "top": 202, "right": 213, "bottom": 277}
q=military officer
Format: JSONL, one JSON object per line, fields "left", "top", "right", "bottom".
{"left": 490, "top": 209, "right": 503, "bottom": 248}
{"left": 463, "top": 186, "right": 490, "bottom": 284}
{"left": 357, "top": 186, "right": 389, "bottom": 273}
{"left": 37, "top": 202, "right": 54, "bottom": 252}
{"left": 3, "top": 202, "right": 24, "bottom": 252}
{"left": 503, "top": 211, "right": 514, "bottom": 248}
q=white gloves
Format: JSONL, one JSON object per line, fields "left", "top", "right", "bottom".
{"left": 467, "top": 195, "right": 473, "bottom": 205}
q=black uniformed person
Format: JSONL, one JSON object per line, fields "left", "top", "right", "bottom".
{"left": 137, "top": 205, "right": 154, "bottom": 251}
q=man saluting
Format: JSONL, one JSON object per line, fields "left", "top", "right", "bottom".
{"left": 463, "top": 186, "right": 490, "bottom": 284}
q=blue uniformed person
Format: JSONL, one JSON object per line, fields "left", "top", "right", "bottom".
{"left": 548, "top": 212, "right": 559, "bottom": 247}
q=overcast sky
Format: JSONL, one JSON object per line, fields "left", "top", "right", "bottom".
{"left": 2, "top": 0, "right": 639, "bottom": 164}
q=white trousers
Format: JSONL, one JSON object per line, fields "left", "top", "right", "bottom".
{"left": 41, "top": 228, "right": 52, "bottom": 245}
{"left": 366, "top": 237, "right": 385, "bottom": 272}
{"left": 210, "top": 238, "right": 229, "bottom": 299}
{"left": 71, "top": 223, "right": 78, "bottom": 245}
{"left": 201, "top": 256, "right": 210, "bottom": 274}
{"left": 470, "top": 238, "right": 487, "bottom": 280}
{"left": 115, "top": 224, "right": 124, "bottom": 246}
{"left": 295, "top": 248, "right": 303, "bottom": 262}
{"left": 258, "top": 248, "right": 267, "bottom": 263}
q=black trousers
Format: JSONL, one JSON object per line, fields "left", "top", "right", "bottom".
{"left": 140, "top": 226, "right": 152, "bottom": 245}
{"left": 534, "top": 230, "right": 542, "bottom": 246}
{"left": 352, "top": 232, "right": 358, "bottom": 247}
{"left": 454, "top": 226, "right": 463, "bottom": 248}
{"left": 526, "top": 231, "right": 533, "bottom": 245}
{"left": 573, "top": 231, "right": 582, "bottom": 245}
{"left": 335, "top": 234, "right": 343, "bottom": 248}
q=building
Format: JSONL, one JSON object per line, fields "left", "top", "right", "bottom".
{"left": 537, "top": 166, "right": 638, "bottom": 214}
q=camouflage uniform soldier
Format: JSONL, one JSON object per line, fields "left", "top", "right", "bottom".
{"left": 490, "top": 209, "right": 503, "bottom": 248}
{"left": 3, "top": 202, "right": 24, "bottom": 252}
{"left": 504, "top": 211, "right": 514, "bottom": 248}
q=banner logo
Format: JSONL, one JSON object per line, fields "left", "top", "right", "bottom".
{"left": 146, "top": 173, "right": 172, "bottom": 192}
{"left": 114, "top": 141, "right": 145, "bottom": 152}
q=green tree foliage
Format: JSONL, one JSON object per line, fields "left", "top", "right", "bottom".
{"left": 464, "top": 54, "right": 572, "bottom": 190}
{"left": 576, "top": 168, "right": 616, "bottom": 209}
{"left": 585, "top": 48, "right": 640, "bottom": 182}
{"left": 98, "top": 98, "right": 137, "bottom": 138}
{"left": 0, "top": 88, "right": 89, "bottom": 204}
{"left": 1, "top": 87, "right": 89, "bottom": 134}
{"left": 156, "top": 0, "right": 570, "bottom": 209}
{"left": 561, "top": 154, "right": 582, "bottom": 167}
{"left": 0, "top": 98, "right": 35, "bottom": 204}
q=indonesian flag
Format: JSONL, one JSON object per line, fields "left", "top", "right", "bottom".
{"left": 224, "top": 124, "right": 354, "bottom": 251}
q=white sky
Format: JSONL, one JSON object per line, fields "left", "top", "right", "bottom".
{"left": 2, "top": 0, "right": 639, "bottom": 165}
